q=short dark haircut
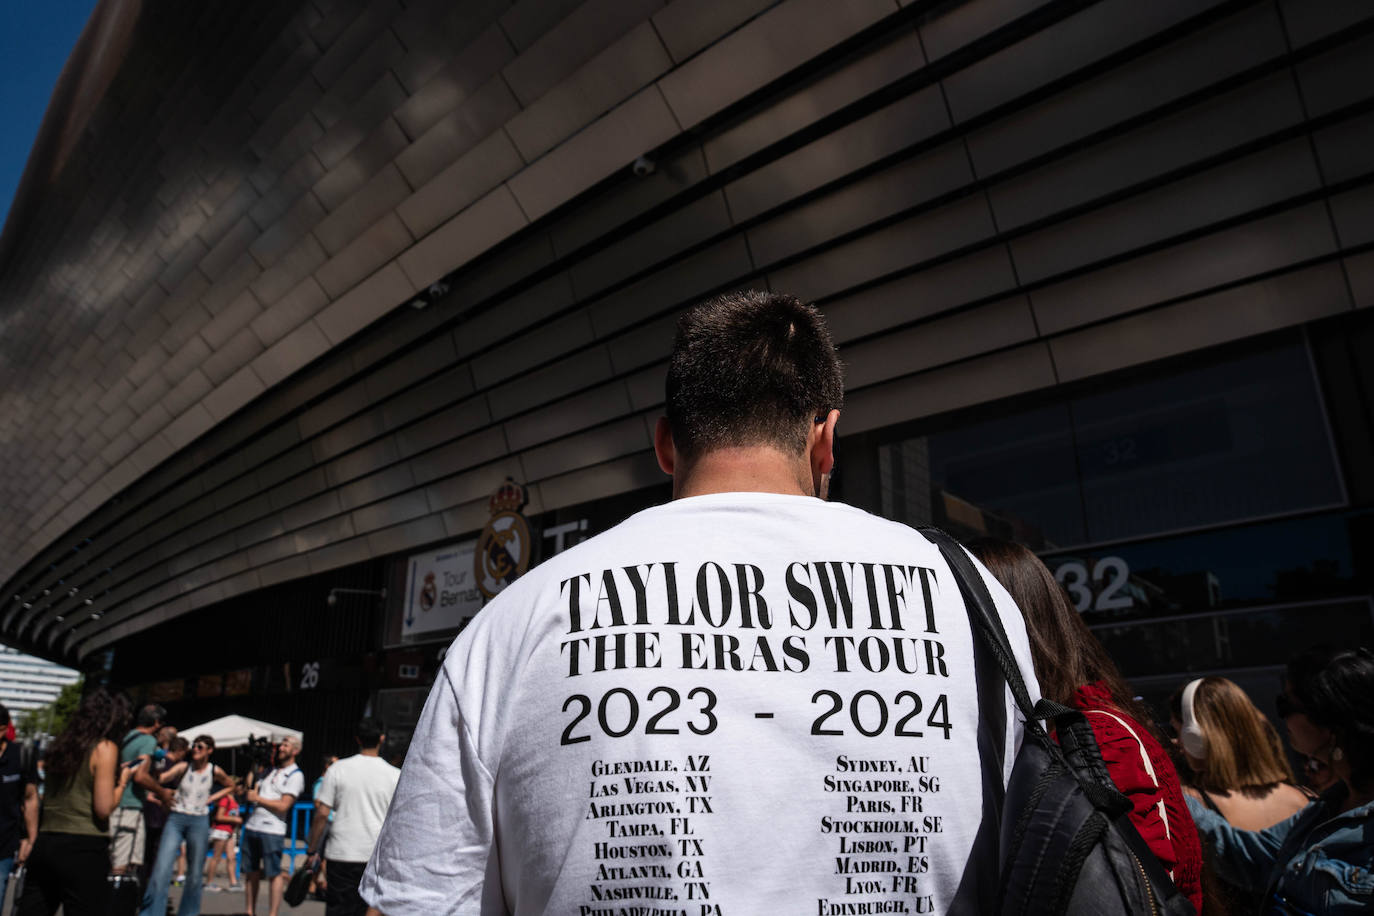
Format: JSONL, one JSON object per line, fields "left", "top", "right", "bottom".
{"left": 356, "top": 718, "right": 385, "bottom": 748}
{"left": 136, "top": 704, "right": 166, "bottom": 728}
{"left": 192, "top": 734, "right": 216, "bottom": 751}
{"left": 665, "top": 290, "right": 844, "bottom": 459}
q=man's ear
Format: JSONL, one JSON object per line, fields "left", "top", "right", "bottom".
{"left": 654, "top": 416, "right": 676, "bottom": 476}
{"left": 810, "top": 409, "right": 839, "bottom": 476}
{"left": 808, "top": 409, "right": 839, "bottom": 497}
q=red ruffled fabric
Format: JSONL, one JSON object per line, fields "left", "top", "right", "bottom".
{"left": 1069, "top": 681, "right": 1205, "bottom": 914}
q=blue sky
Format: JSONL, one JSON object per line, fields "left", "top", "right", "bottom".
{"left": 0, "top": 0, "right": 98, "bottom": 229}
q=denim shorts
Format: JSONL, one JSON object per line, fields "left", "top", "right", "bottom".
{"left": 240, "top": 829, "right": 286, "bottom": 877}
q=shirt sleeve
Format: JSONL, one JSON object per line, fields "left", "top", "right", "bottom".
{"left": 130, "top": 733, "right": 156, "bottom": 761}
{"left": 361, "top": 665, "right": 497, "bottom": 916}
{"left": 1186, "top": 794, "right": 1295, "bottom": 890}
{"left": 283, "top": 768, "right": 305, "bottom": 799}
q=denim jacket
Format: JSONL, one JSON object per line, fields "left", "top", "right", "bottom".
{"left": 1187, "top": 784, "right": 1373, "bottom": 914}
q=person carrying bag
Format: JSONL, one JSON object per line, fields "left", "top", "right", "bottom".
{"left": 920, "top": 528, "right": 1195, "bottom": 916}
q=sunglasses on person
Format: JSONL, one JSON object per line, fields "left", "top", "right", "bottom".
{"left": 192, "top": 742, "right": 211, "bottom": 750}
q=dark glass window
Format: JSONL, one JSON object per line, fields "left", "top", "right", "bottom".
{"left": 877, "top": 339, "right": 1344, "bottom": 551}
{"left": 1040, "top": 510, "right": 1374, "bottom": 623}
{"left": 880, "top": 404, "right": 1083, "bottom": 550}
{"left": 1071, "top": 344, "right": 1343, "bottom": 543}
{"left": 1094, "top": 598, "right": 1374, "bottom": 679}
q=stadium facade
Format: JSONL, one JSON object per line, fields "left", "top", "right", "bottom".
{"left": 1, "top": 0, "right": 1371, "bottom": 754}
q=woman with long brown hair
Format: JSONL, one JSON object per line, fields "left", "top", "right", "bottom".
{"left": 18, "top": 686, "right": 133, "bottom": 916}
{"left": 1168, "top": 676, "right": 1311, "bottom": 830}
{"left": 967, "top": 537, "right": 1205, "bottom": 914}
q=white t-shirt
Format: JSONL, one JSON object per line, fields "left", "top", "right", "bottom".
{"left": 244, "top": 764, "right": 304, "bottom": 836}
{"left": 362, "top": 493, "right": 1039, "bottom": 916}
{"left": 318, "top": 754, "right": 401, "bottom": 862}
{"left": 170, "top": 763, "right": 216, "bottom": 817}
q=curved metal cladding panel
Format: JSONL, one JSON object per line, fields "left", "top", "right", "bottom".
{"left": 1, "top": 0, "right": 1372, "bottom": 664}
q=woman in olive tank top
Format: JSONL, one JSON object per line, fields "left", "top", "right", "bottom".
{"left": 17, "top": 687, "right": 133, "bottom": 916}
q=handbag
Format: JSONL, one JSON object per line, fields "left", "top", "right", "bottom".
{"left": 283, "top": 859, "right": 317, "bottom": 907}
{"left": 920, "top": 527, "right": 1195, "bottom": 915}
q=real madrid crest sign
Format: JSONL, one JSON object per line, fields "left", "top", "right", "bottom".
{"left": 475, "top": 477, "right": 531, "bottom": 600}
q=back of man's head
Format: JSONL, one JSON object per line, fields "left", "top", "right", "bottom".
{"left": 355, "top": 718, "right": 385, "bottom": 749}
{"left": 666, "top": 290, "right": 843, "bottom": 460}
{"left": 136, "top": 704, "right": 166, "bottom": 729}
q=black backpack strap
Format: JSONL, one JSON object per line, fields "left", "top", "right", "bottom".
{"left": 947, "top": 586, "right": 1014, "bottom": 915}
{"left": 1112, "top": 807, "right": 1197, "bottom": 916}
{"left": 919, "top": 527, "right": 1039, "bottom": 722}
{"left": 924, "top": 526, "right": 1022, "bottom": 915}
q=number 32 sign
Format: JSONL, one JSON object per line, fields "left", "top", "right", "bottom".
{"left": 1053, "top": 557, "right": 1134, "bottom": 613}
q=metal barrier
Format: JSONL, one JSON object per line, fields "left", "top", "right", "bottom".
{"left": 225, "top": 801, "right": 315, "bottom": 877}
{"left": 286, "top": 801, "right": 315, "bottom": 876}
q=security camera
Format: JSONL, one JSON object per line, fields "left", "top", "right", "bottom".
{"left": 427, "top": 281, "right": 450, "bottom": 299}
{"left": 631, "top": 155, "right": 655, "bottom": 177}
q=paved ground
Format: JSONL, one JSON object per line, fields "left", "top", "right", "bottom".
{"left": 172, "top": 879, "right": 327, "bottom": 914}
{"left": 0, "top": 874, "right": 328, "bottom": 915}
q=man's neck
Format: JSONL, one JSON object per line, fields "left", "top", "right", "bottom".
{"left": 359, "top": 746, "right": 381, "bottom": 757}
{"left": 673, "top": 446, "right": 813, "bottom": 500}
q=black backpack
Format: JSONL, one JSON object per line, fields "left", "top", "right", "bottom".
{"left": 922, "top": 528, "right": 1196, "bottom": 916}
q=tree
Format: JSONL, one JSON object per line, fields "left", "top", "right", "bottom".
{"left": 18, "top": 677, "right": 83, "bottom": 739}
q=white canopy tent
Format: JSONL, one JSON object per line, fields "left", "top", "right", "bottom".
{"left": 177, "top": 714, "right": 303, "bottom": 780}
{"left": 177, "top": 715, "right": 304, "bottom": 774}
{"left": 177, "top": 714, "right": 302, "bottom": 747}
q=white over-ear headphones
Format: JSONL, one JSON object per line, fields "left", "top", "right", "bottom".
{"left": 1180, "top": 678, "right": 1207, "bottom": 758}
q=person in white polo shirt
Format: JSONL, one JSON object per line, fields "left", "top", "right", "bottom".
{"left": 241, "top": 735, "right": 304, "bottom": 916}
{"left": 306, "top": 719, "right": 399, "bottom": 916}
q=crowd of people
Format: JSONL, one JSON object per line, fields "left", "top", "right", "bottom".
{"left": 4, "top": 292, "right": 1372, "bottom": 916}
{"left": 3, "top": 703, "right": 399, "bottom": 916}
{"left": 969, "top": 540, "right": 1373, "bottom": 915}
{"left": 359, "top": 291, "right": 1372, "bottom": 916}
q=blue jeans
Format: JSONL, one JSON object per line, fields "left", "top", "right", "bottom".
{"left": 0, "top": 855, "right": 13, "bottom": 906}
{"left": 140, "top": 811, "right": 209, "bottom": 916}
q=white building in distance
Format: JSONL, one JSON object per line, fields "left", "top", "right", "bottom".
{"left": 0, "top": 645, "right": 80, "bottom": 715}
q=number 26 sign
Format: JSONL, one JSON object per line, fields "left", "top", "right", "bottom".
{"left": 1052, "top": 556, "right": 1134, "bottom": 613}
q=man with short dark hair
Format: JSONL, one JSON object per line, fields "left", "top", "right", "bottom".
{"left": 307, "top": 719, "right": 399, "bottom": 916}
{"left": 362, "top": 291, "right": 1038, "bottom": 914}
{"left": 0, "top": 703, "right": 37, "bottom": 905}
{"left": 112, "top": 704, "right": 173, "bottom": 879}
